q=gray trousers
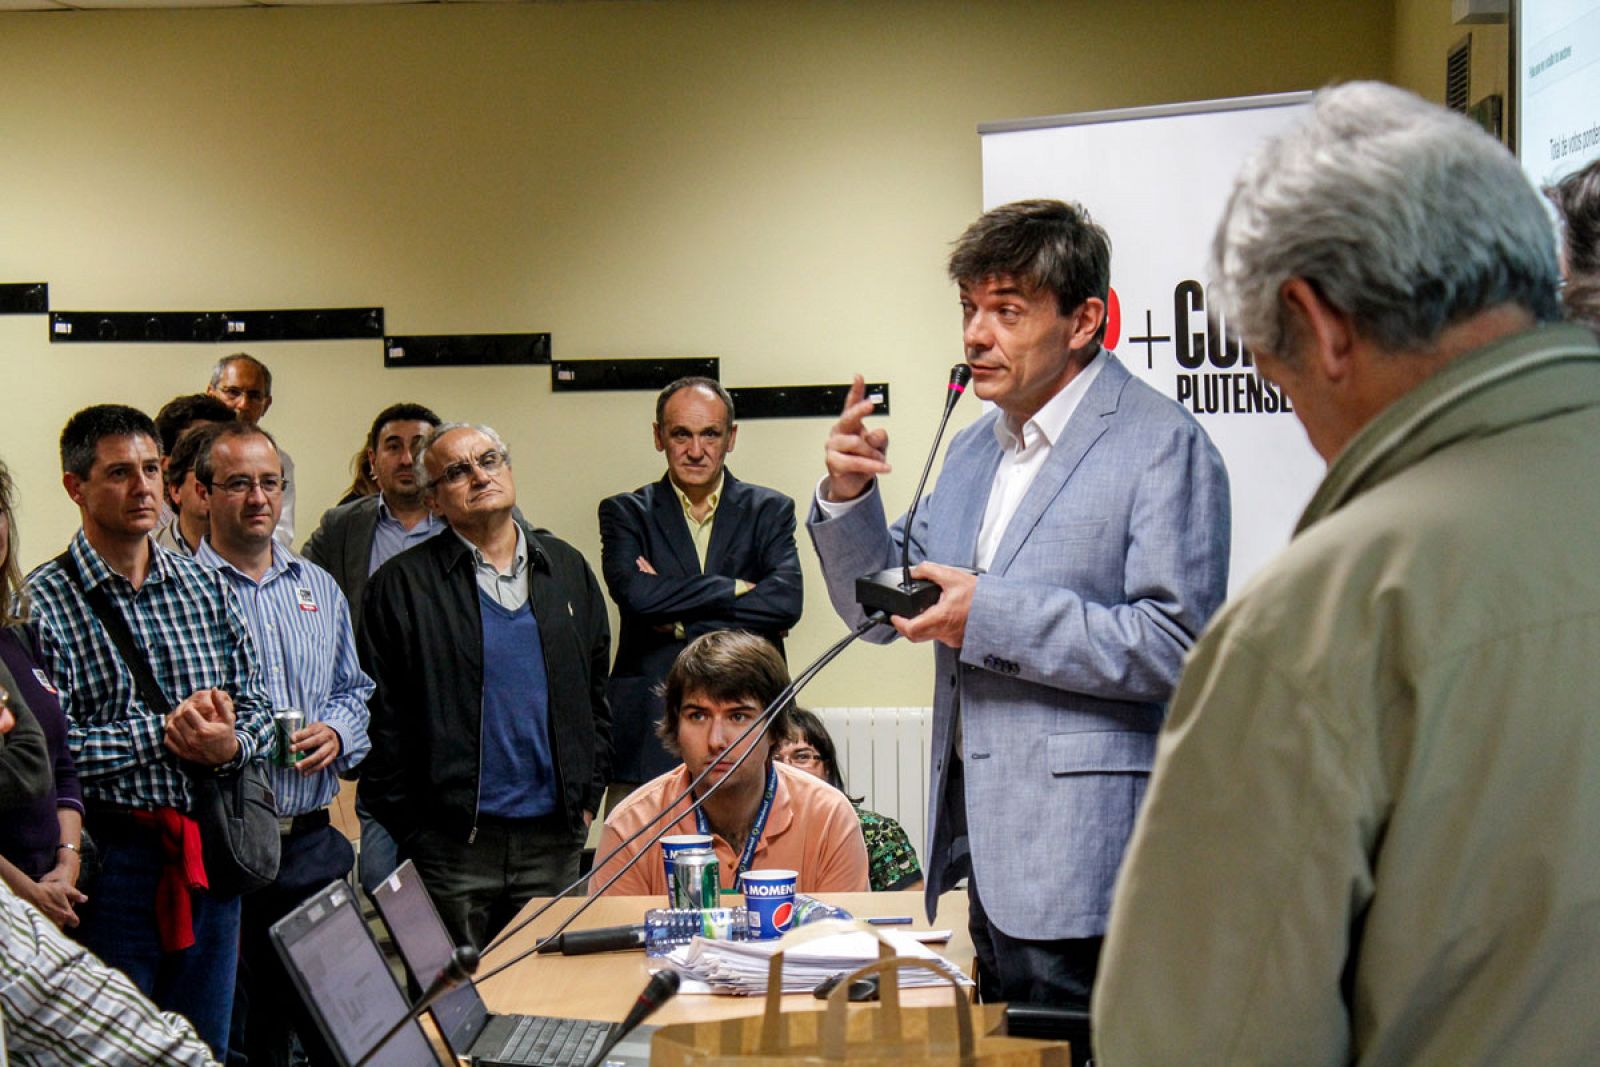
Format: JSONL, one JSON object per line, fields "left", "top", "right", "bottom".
{"left": 409, "top": 813, "right": 584, "bottom": 950}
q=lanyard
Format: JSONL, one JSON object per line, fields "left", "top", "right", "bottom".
{"left": 695, "top": 763, "right": 778, "bottom": 878}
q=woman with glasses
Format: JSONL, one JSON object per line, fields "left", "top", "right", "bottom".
{"left": 0, "top": 457, "right": 88, "bottom": 929}
{"left": 775, "top": 708, "right": 922, "bottom": 892}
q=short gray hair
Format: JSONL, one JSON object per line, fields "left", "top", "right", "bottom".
{"left": 413, "top": 422, "right": 512, "bottom": 492}
{"left": 1211, "top": 81, "right": 1561, "bottom": 359}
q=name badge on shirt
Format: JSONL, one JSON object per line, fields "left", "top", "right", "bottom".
{"left": 31, "top": 668, "right": 57, "bottom": 694}
{"left": 295, "top": 587, "right": 319, "bottom": 613}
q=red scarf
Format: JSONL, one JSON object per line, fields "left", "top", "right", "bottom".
{"left": 128, "top": 808, "right": 209, "bottom": 951}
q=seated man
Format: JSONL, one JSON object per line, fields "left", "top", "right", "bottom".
{"left": 590, "top": 630, "right": 868, "bottom": 896}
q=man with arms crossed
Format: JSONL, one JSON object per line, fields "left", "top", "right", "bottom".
{"left": 358, "top": 423, "right": 612, "bottom": 949}
{"left": 599, "top": 377, "right": 802, "bottom": 795}
{"left": 589, "top": 630, "right": 867, "bottom": 896}
{"left": 192, "top": 422, "right": 373, "bottom": 1067}
{"left": 26, "top": 404, "right": 273, "bottom": 1057}
{"left": 1095, "top": 83, "right": 1600, "bottom": 1066}
{"left": 810, "top": 200, "right": 1230, "bottom": 1007}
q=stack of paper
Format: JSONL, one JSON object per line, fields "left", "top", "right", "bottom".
{"left": 659, "top": 927, "right": 972, "bottom": 996}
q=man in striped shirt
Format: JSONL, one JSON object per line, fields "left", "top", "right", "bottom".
{"left": 192, "top": 421, "right": 373, "bottom": 1067}
{"left": 26, "top": 404, "right": 274, "bottom": 1059}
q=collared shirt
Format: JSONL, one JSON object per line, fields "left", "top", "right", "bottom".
{"left": 0, "top": 880, "right": 216, "bottom": 1065}
{"left": 455, "top": 524, "right": 530, "bottom": 611}
{"left": 588, "top": 760, "right": 868, "bottom": 896}
{"left": 671, "top": 473, "right": 724, "bottom": 570}
{"left": 195, "top": 540, "right": 373, "bottom": 817}
{"left": 367, "top": 495, "right": 446, "bottom": 577}
{"left": 975, "top": 349, "right": 1104, "bottom": 570}
{"left": 26, "top": 531, "right": 274, "bottom": 812}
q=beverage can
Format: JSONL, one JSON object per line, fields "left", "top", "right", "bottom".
{"left": 670, "top": 848, "right": 721, "bottom": 909}
{"left": 272, "top": 710, "right": 305, "bottom": 768}
{"left": 659, "top": 834, "right": 714, "bottom": 905}
{"left": 739, "top": 868, "right": 797, "bottom": 940}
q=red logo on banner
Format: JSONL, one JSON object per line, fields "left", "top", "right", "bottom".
{"left": 1105, "top": 287, "right": 1121, "bottom": 350}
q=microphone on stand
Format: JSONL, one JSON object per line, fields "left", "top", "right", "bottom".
{"left": 855, "top": 363, "right": 974, "bottom": 619}
{"left": 536, "top": 923, "right": 648, "bottom": 956}
{"left": 354, "top": 944, "right": 479, "bottom": 1067}
{"left": 582, "top": 970, "right": 681, "bottom": 1067}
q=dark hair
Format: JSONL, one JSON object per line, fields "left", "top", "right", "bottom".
{"left": 209, "top": 352, "right": 273, "bottom": 395}
{"left": 59, "top": 405, "right": 159, "bottom": 478}
{"left": 0, "top": 457, "right": 27, "bottom": 625}
{"left": 192, "top": 421, "right": 279, "bottom": 488}
{"left": 366, "top": 402, "right": 443, "bottom": 453}
{"left": 1548, "top": 157, "right": 1600, "bottom": 279}
{"left": 784, "top": 707, "right": 850, "bottom": 794}
{"left": 154, "top": 393, "right": 235, "bottom": 455}
{"left": 164, "top": 424, "right": 214, "bottom": 508}
{"left": 656, "top": 631, "right": 791, "bottom": 756}
{"left": 948, "top": 199, "right": 1112, "bottom": 344}
{"left": 655, "top": 377, "right": 735, "bottom": 428}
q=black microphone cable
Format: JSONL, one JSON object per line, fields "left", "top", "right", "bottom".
{"left": 474, "top": 611, "right": 890, "bottom": 985}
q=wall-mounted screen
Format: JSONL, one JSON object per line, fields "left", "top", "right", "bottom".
{"left": 1517, "top": 0, "right": 1600, "bottom": 187}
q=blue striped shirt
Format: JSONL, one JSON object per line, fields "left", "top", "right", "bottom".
{"left": 368, "top": 498, "right": 445, "bottom": 577}
{"left": 26, "top": 531, "right": 274, "bottom": 812}
{"left": 195, "top": 540, "right": 373, "bottom": 817}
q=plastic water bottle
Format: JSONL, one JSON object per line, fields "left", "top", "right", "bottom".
{"left": 792, "top": 895, "right": 852, "bottom": 925}
{"left": 643, "top": 906, "right": 751, "bottom": 957}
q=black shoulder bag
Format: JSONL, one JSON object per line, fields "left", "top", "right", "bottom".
{"left": 56, "top": 551, "right": 280, "bottom": 897}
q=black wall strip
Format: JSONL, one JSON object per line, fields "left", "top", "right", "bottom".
{"left": 728, "top": 382, "right": 890, "bottom": 419}
{"left": 551, "top": 358, "right": 718, "bottom": 392}
{"left": 384, "top": 333, "right": 552, "bottom": 368}
{"left": 49, "top": 307, "right": 383, "bottom": 344}
{"left": 0, "top": 283, "right": 47, "bottom": 315}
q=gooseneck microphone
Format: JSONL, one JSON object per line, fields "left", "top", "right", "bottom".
{"left": 354, "top": 944, "right": 479, "bottom": 1067}
{"left": 581, "top": 970, "right": 681, "bottom": 1067}
{"left": 855, "top": 363, "right": 973, "bottom": 619}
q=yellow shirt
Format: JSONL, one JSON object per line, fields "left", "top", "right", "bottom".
{"left": 671, "top": 474, "right": 723, "bottom": 570}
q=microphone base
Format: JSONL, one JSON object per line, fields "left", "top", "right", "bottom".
{"left": 855, "top": 568, "right": 950, "bottom": 619}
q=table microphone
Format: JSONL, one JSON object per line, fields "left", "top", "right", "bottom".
{"left": 353, "top": 944, "right": 479, "bottom": 1067}
{"left": 856, "top": 362, "right": 974, "bottom": 618}
{"left": 536, "top": 923, "right": 647, "bottom": 956}
{"left": 582, "top": 970, "right": 681, "bottom": 1067}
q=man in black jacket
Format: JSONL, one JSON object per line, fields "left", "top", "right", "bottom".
{"left": 357, "top": 422, "right": 611, "bottom": 949}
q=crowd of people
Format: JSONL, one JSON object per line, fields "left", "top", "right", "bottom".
{"left": 2, "top": 82, "right": 1600, "bottom": 1066}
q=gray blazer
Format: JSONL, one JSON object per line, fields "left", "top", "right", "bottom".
{"left": 301, "top": 495, "right": 382, "bottom": 619}
{"left": 808, "top": 354, "right": 1230, "bottom": 940}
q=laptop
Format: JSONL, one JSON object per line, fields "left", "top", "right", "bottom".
{"left": 269, "top": 880, "right": 440, "bottom": 1067}
{"left": 371, "top": 860, "right": 654, "bottom": 1067}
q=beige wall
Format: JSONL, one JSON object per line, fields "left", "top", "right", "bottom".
{"left": 0, "top": 0, "right": 1396, "bottom": 706}
{"left": 1393, "top": 0, "right": 1510, "bottom": 139}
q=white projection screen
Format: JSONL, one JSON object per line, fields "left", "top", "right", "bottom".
{"left": 980, "top": 93, "right": 1320, "bottom": 591}
{"left": 1517, "top": 0, "right": 1600, "bottom": 187}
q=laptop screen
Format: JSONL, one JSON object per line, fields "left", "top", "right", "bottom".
{"left": 271, "top": 881, "right": 438, "bottom": 1067}
{"left": 371, "top": 860, "right": 491, "bottom": 1054}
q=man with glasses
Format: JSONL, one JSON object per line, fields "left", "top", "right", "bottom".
{"left": 207, "top": 353, "right": 296, "bottom": 545}
{"left": 357, "top": 423, "right": 613, "bottom": 949}
{"left": 25, "top": 404, "right": 274, "bottom": 1059}
{"left": 192, "top": 422, "right": 373, "bottom": 1067}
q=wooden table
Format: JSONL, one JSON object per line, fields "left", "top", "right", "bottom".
{"left": 474, "top": 892, "right": 972, "bottom": 1026}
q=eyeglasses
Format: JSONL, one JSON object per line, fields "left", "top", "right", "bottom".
{"left": 214, "top": 475, "right": 288, "bottom": 496}
{"left": 438, "top": 449, "right": 508, "bottom": 487}
{"left": 779, "top": 747, "right": 822, "bottom": 767}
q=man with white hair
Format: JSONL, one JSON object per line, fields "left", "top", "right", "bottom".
{"left": 357, "top": 423, "right": 612, "bottom": 949}
{"left": 1095, "top": 82, "right": 1600, "bottom": 1064}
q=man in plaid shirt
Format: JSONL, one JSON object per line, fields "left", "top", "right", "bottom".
{"left": 25, "top": 404, "right": 273, "bottom": 1059}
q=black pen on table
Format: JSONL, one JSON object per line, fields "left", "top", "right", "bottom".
{"left": 866, "top": 916, "right": 913, "bottom": 925}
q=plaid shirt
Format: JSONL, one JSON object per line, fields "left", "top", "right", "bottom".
{"left": 26, "top": 530, "right": 273, "bottom": 812}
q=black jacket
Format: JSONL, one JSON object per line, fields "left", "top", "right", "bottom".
{"left": 356, "top": 520, "right": 612, "bottom": 841}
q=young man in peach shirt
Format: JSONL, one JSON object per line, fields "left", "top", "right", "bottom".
{"left": 590, "top": 631, "right": 867, "bottom": 896}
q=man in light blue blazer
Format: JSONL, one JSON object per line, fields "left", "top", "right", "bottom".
{"left": 809, "top": 200, "right": 1230, "bottom": 1009}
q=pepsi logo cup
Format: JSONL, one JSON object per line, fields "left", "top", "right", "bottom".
{"left": 740, "top": 869, "right": 798, "bottom": 940}
{"left": 660, "top": 834, "right": 714, "bottom": 904}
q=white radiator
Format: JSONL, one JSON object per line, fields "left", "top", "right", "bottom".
{"left": 810, "top": 706, "right": 933, "bottom": 866}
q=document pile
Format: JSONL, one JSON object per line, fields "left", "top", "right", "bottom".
{"left": 658, "top": 926, "right": 971, "bottom": 996}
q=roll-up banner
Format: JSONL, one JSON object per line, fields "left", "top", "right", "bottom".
{"left": 980, "top": 92, "right": 1320, "bottom": 590}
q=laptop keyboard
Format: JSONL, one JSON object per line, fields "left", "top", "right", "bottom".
{"left": 496, "top": 1015, "right": 614, "bottom": 1067}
